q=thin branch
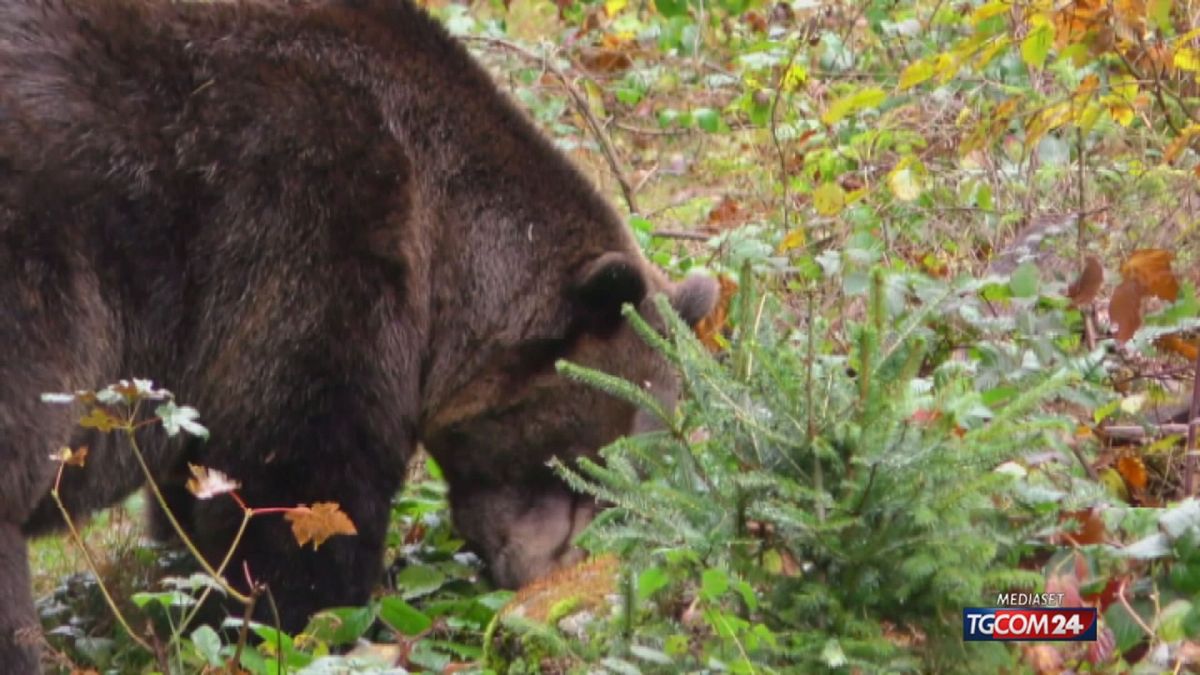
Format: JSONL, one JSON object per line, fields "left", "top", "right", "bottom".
{"left": 1182, "top": 349, "right": 1200, "bottom": 497}
{"left": 229, "top": 584, "right": 263, "bottom": 671}
{"left": 769, "top": 39, "right": 803, "bottom": 232}
{"left": 49, "top": 475, "right": 154, "bottom": 654}
{"left": 650, "top": 229, "right": 712, "bottom": 241}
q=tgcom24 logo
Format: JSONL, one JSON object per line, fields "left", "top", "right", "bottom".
{"left": 963, "top": 594, "right": 1097, "bottom": 642}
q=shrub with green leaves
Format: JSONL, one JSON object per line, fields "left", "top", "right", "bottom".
{"left": 553, "top": 268, "right": 1083, "bottom": 673}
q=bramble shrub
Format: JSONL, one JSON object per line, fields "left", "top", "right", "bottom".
{"left": 549, "top": 267, "right": 1086, "bottom": 673}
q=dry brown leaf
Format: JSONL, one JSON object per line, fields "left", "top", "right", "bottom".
{"left": 501, "top": 554, "right": 618, "bottom": 623}
{"left": 578, "top": 48, "right": 633, "bottom": 73}
{"left": 1156, "top": 334, "right": 1200, "bottom": 361}
{"left": 1022, "top": 644, "right": 1065, "bottom": 674}
{"left": 50, "top": 446, "right": 89, "bottom": 467}
{"left": 1059, "top": 508, "right": 1106, "bottom": 546}
{"left": 285, "top": 502, "right": 358, "bottom": 550}
{"left": 694, "top": 275, "right": 738, "bottom": 352}
{"left": 1109, "top": 278, "right": 1144, "bottom": 342}
{"left": 1120, "top": 248, "right": 1179, "bottom": 301}
{"left": 1116, "top": 455, "right": 1148, "bottom": 490}
{"left": 1066, "top": 255, "right": 1104, "bottom": 306}
{"left": 186, "top": 464, "right": 241, "bottom": 500}
{"left": 706, "top": 196, "right": 742, "bottom": 229}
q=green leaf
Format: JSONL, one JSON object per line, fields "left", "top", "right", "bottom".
{"left": 303, "top": 606, "right": 375, "bottom": 646}
{"left": 631, "top": 644, "right": 673, "bottom": 664}
{"left": 394, "top": 565, "right": 446, "bottom": 600}
{"left": 701, "top": 567, "right": 729, "bottom": 600}
{"left": 1149, "top": 0, "right": 1172, "bottom": 30}
{"left": 638, "top": 566, "right": 671, "bottom": 600}
{"left": 379, "top": 597, "right": 433, "bottom": 637}
{"left": 695, "top": 107, "right": 721, "bottom": 133}
{"left": 190, "top": 626, "right": 223, "bottom": 667}
{"left": 1105, "top": 601, "right": 1151, "bottom": 653}
{"left": 1009, "top": 262, "right": 1040, "bottom": 298}
{"left": 1020, "top": 24, "right": 1054, "bottom": 70}
{"left": 821, "top": 87, "right": 887, "bottom": 125}
{"left": 155, "top": 401, "right": 209, "bottom": 439}
{"left": 655, "top": 0, "right": 688, "bottom": 18}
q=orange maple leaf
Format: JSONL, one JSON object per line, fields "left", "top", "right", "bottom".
{"left": 285, "top": 502, "right": 358, "bottom": 550}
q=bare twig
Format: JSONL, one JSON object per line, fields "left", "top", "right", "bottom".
{"left": 229, "top": 584, "right": 264, "bottom": 670}
{"left": 1102, "top": 423, "right": 1191, "bottom": 440}
{"left": 770, "top": 39, "right": 803, "bottom": 232}
{"left": 651, "top": 229, "right": 712, "bottom": 241}
{"left": 1182, "top": 349, "right": 1200, "bottom": 497}
{"left": 464, "top": 36, "right": 641, "bottom": 214}
{"left": 613, "top": 121, "right": 695, "bottom": 137}
{"left": 49, "top": 483, "right": 155, "bottom": 655}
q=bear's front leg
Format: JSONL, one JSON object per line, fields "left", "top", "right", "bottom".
{"left": 188, "top": 470, "right": 399, "bottom": 632}
{"left": 0, "top": 522, "right": 41, "bottom": 675}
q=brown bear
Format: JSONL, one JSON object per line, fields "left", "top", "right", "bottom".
{"left": 0, "top": 0, "right": 717, "bottom": 671}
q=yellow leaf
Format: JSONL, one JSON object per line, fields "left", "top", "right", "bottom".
{"left": 782, "top": 64, "right": 807, "bottom": 92}
{"left": 1106, "top": 100, "right": 1135, "bottom": 126}
{"left": 778, "top": 228, "right": 806, "bottom": 252}
{"left": 285, "top": 502, "right": 358, "bottom": 551}
{"left": 971, "top": 0, "right": 1011, "bottom": 25}
{"left": 604, "top": 0, "right": 627, "bottom": 16}
{"left": 899, "top": 59, "right": 934, "bottom": 90}
{"left": 812, "top": 182, "right": 846, "bottom": 216}
{"left": 1174, "top": 46, "right": 1200, "bottom": 72}
{"left": 1111, "top": 73, "right": 1139, "bottom": 101}
{"left": 1163, "top": 124, "right": 1200, "bottom": 163}
{"left": 889, "top": 166, "right": 922, "bottom": 201}
{"left": 80, "top": 408, "right": 123, "bottom": 433}
{"left": 934, "top": 52, "right": 959, "bottom": 84}
{"left": 1175, "top": 27, "right": 1200, "bottom": 47}
{"left": 821, "top": 87, "right": 887, "bottom": 125}
{"left": 1077, "top": 102, "right": 1103, "bottom": 133}
{"left": 975, "top": 35, "right": 1012, "bottom": 69}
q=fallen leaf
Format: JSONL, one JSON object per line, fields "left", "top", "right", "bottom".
{"left": 1156, "top": 335, "right": 1200, "bottom": 361}
{"left": 1116, "top": 455, "right": 1148, "bottom": 490}
{"left": 1022, "top": 644, "right": 1064, "bottom": 674}
{"left": 1109, "top": 279, "right": 1144, "bottom": 342}
{"left": 501, "top": 554, "right": 618, "bottom": 623}
{"left": 1120, "top": 249, "right": 1178, "bottom": 301}
{"left": 185, "top": 464, "right": 242, "bottom": 500}
{"left": 1066, "top": 255, "right": 1104, "bottom": 306}
{"left": 706, "top": 196, "right": 742, "bottom": 229}
{"left": 286, "top": 502, "right": 358, "bottom": 550}
{"left": 778, "top": 227, "right": 806, "bottom": 253}
{"left": 1058, "top": 508, "right": 1106, "bottom": 546}
{"left": 578, "top": 48, "right": 633, "bottom": 73}
{"left": 694, "top": 275, "right": 738, "bottom": 352}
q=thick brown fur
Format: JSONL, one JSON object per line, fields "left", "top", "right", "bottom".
{"left": 0, "top": 0, "right": 717, "bottom": 670}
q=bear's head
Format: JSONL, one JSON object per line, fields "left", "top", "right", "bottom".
{"left": 420, "top": 252, "right": 717, "bottom": 588}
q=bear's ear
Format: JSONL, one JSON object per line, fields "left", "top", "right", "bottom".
{"left": 671, "top": 274, "right": 719, "bottom": 327}
{"left": 572, "top": 252, "right": 647, "bottom": 327}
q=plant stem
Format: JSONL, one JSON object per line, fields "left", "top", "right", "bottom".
{"left": 178, "top": 509, "right": 254, "bottom": 633}
{"left": 50, "top": 488, "right": 155, "bottom": 653}
{"left": 124, "top": 430, "right": 251, "bottom": 603}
